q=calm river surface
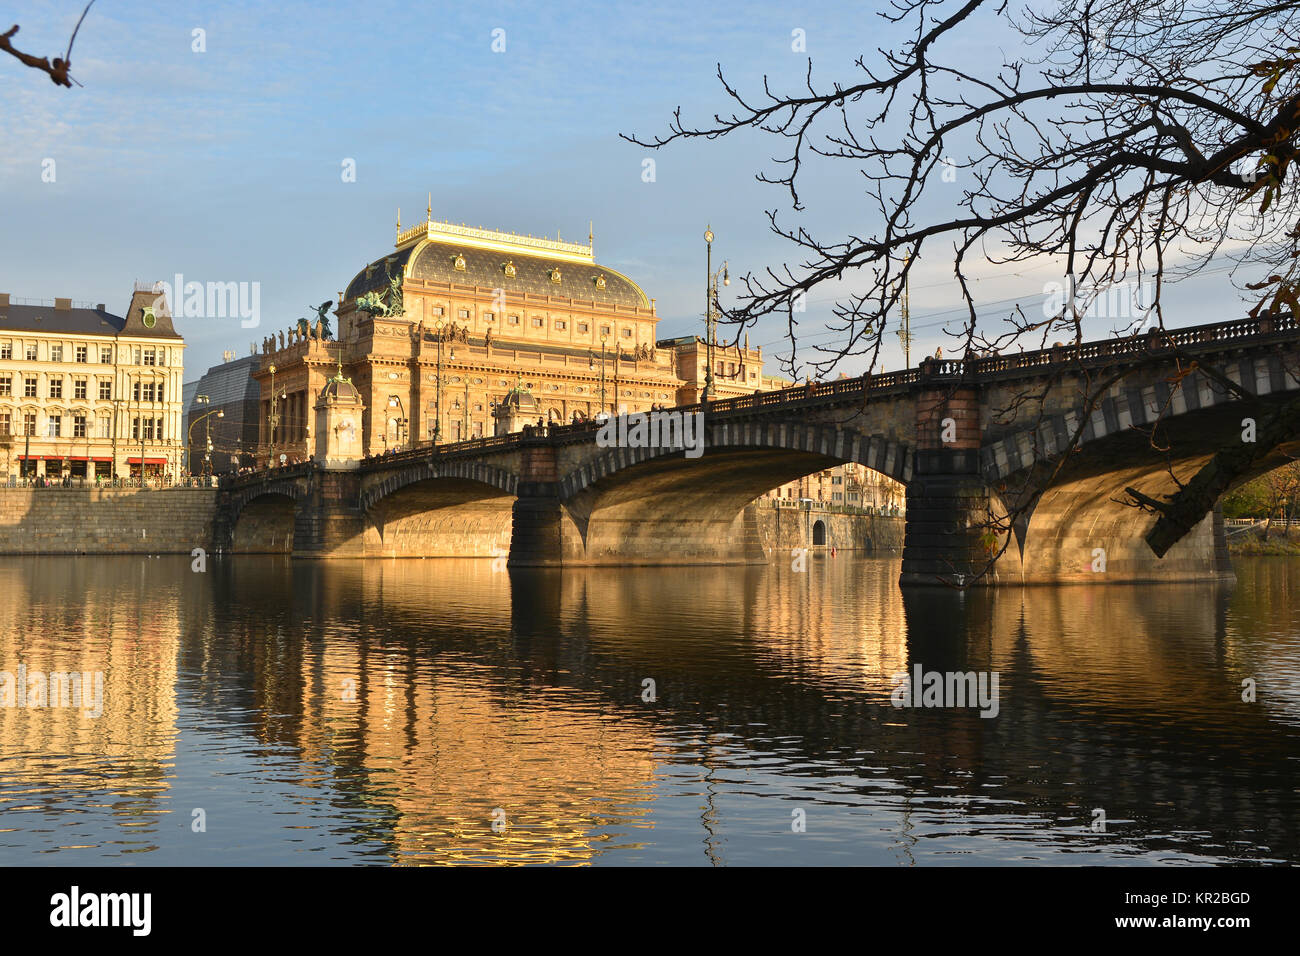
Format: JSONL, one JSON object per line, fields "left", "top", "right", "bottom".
{"left": 0, "top": 554, "right": 1297, "bottom": 865}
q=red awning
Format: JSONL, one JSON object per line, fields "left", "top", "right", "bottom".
{"left": 91, "top": 456, "right": 113, "bottom": 462}
{"left": 127, "top": 457, "right": 168, "bottom": 464}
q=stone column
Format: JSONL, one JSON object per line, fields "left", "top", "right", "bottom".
{"left": 900, "top": 383, "right": 1001, "bottom": 587}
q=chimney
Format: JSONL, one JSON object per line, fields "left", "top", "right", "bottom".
{"left": 54, "top": 297, "right": 72, "bottom": 311}
{"left": 95, "top": 303, "right": 105, "bottom": 312}
{"left": 0, "top": 293, "right": 8, "bottom": 308}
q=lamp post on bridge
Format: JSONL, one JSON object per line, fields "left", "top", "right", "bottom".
{"left": 432, "top": 319, "right": 455, "bottom": 445}
{"left": 703, "top": 226, "right": 729, "bottom": 405}
{"left": 590, "top": 330, "right": 609, "bottom": 415}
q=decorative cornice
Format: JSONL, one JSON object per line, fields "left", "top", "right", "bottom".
{"left": 396, "top": 219, "right": 595, "bottom": 264}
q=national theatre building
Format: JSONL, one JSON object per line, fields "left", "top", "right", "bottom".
{"left": 252, "top": 214, "right": 768, "bottom": 459}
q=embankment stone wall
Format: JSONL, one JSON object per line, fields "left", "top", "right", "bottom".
{"left": 0, "top": 488, "right": 217, "bottom": 554}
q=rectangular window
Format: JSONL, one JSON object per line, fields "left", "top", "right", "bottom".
{"left": 100, "top": 346, "right": 112, "bottom": 364}
{"left": 25, "top": 344, "right": 37, "bottom": 361}
{"left": 97, "top": 415, "right": 112, "bottom": 439}
{"left": 143, "top": 347, "right": 156, "bottom": 366}
{"left": 47, "top": 415, "right": 61, "bottom": 438}
{"left": 577, "top": 323, "right": 588, "bottom": 333}
{"left": 24, "top": 377, "right": 38, "bottom": 397}
{"left": 156, "top": 417, "right": 163, "bottom": 439}
{"left": 555, "top": 320, "right": 567, "bottom": 330}
{"left": 98, "top": 380, "right": 112, "bottom": 400}
{"left": 73, "top": 415, "right": 87, "bottom": 438}
{"left": 458, "top": 308, "right": 470, "bottom": 319}
{"left": 50, "top": 344, "right": 63, "bottom": 362}
{"left": 0, "top": 412, "right": 9, "bottom": 435}
{"left": 622, "top": 328, "right": 632, "bottom": 337}
{"left": 132, "top": 382, "right": 140, "bottom": 402}
{"left": 157, "top": 349, "right": 166, "bottom": 367}
{"left": 48, "top": 378, "right": 62, "bottom": 399}
{"left": 484, "top": 312, "right": 495, "bottom": 322}
{"left": 507, "top": 314, "right": 519, "bottom": 325}
{"left": 23, "top": 413, "right": 36, "bottom": 436}
{"left": 531, "top": 317, "right": 543, "bottom": 328}
{"left": 158, "top": 382, "right": 164, "bottom": 401}
{"left": 600, "top": 326, "right": 610, "bottom": 337}
{"left": 75, "top": 345, "right": 87, "bottom": 363}
{"left": 0, "top": 341, "right": 10, "bottom": 360}
{"left": 74, "top": 379, "right": 87, "bottom": 400}
{"left": 0, "top": 375, "right": 10, "bottom": 397}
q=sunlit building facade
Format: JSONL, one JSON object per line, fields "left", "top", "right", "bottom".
{"left": 0, "top": 287, "right": 186, "bottom": 479}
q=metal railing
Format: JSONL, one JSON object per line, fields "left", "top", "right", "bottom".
{"left": 5, "top": 475, "right": 219, "bottom": 489}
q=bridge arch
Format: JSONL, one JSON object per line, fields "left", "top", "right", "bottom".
{"left": 360, "top": 460, "right": 518, "bottom": 511}
{"left": 980, "top": 363, "right": 1300, "bottom": 582}
{"left": 553, "top": 419, "right": 911, "bottom": 564}
{"left": 360, "top": 460, "right": 519, "bottom": 557}
{"left": 559, "top": 419, "right": 911, "bottom": 498}
{"left": 225, "top": 480, "right": 306, "bottom": 553}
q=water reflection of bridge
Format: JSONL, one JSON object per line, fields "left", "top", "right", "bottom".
{"left": 190, "top": 558, "right": 1299, "bottom": 863}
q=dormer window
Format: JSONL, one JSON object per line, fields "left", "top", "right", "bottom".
{"left": 549, "top": 268, "right": 562, "bottom": 284}
{"left": 452, "top": 253, "right": 467, "bottom": 271}
{"left": 594, "top": 274, "right": 607, "bottom": 291}
{"left": 503, "top": 261, "right": 517, "bottom": 278}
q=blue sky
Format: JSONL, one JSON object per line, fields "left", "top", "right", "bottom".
{"left": 0, "top": 0, "right": 1257, "bottom": 381}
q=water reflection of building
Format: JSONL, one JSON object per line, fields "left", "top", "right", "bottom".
{"left": 220, "top": 560, "right": 658, "bottom": 864}
{"left": 0, "top": 559, "right": 179, "bottom": 819}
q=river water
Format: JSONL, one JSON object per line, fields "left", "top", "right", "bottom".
{"left": 0, "top": 554, "right": 1296, "bottom": 865}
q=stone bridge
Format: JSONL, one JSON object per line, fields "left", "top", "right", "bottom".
{"left": 213, "top": 313, "right": 1300, "bottom": 586}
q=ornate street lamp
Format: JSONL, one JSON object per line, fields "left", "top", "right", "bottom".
{"left": 703, "top": 226, "right": 729, "bottom": 404}
{"left": 267, "top": 364, "right": 277, "bottom": 466}
{"left": 188, "top": 403, "right": 223, "bottom": 476}
{"left": 187, "top": 394, "right": 210, "bottom": 474}
{"left": 591, "top": 330, "right": 609, "bottom": 414}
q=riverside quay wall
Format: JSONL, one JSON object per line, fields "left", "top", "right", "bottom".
{"left": 748, "top": 503, "right": 904, "bottom": 555}
{"left": 0, "top": 487, "right": 218, "bottom": 554}
{"left": 0, "top": 486, "right": 900, "bottom": 560}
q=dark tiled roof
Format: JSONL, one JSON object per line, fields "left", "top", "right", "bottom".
{"left": 0, "top": 303, "right": 125, "bottom": 336}
{"left": 344, "top": 241, "right": 650, "bottom": 310}
{"left": 343, "top": 249, "right": 417, "bottom": 300}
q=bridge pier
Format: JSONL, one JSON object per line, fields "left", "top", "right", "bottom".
{"left": 294, "top": 469, "right": 376, "bottom": 557}
{"left": 509, "top": 442, "right": 583, "bottom": 567}
{"left": 900, "top": 385, "right": 1005, "bottom": 587}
